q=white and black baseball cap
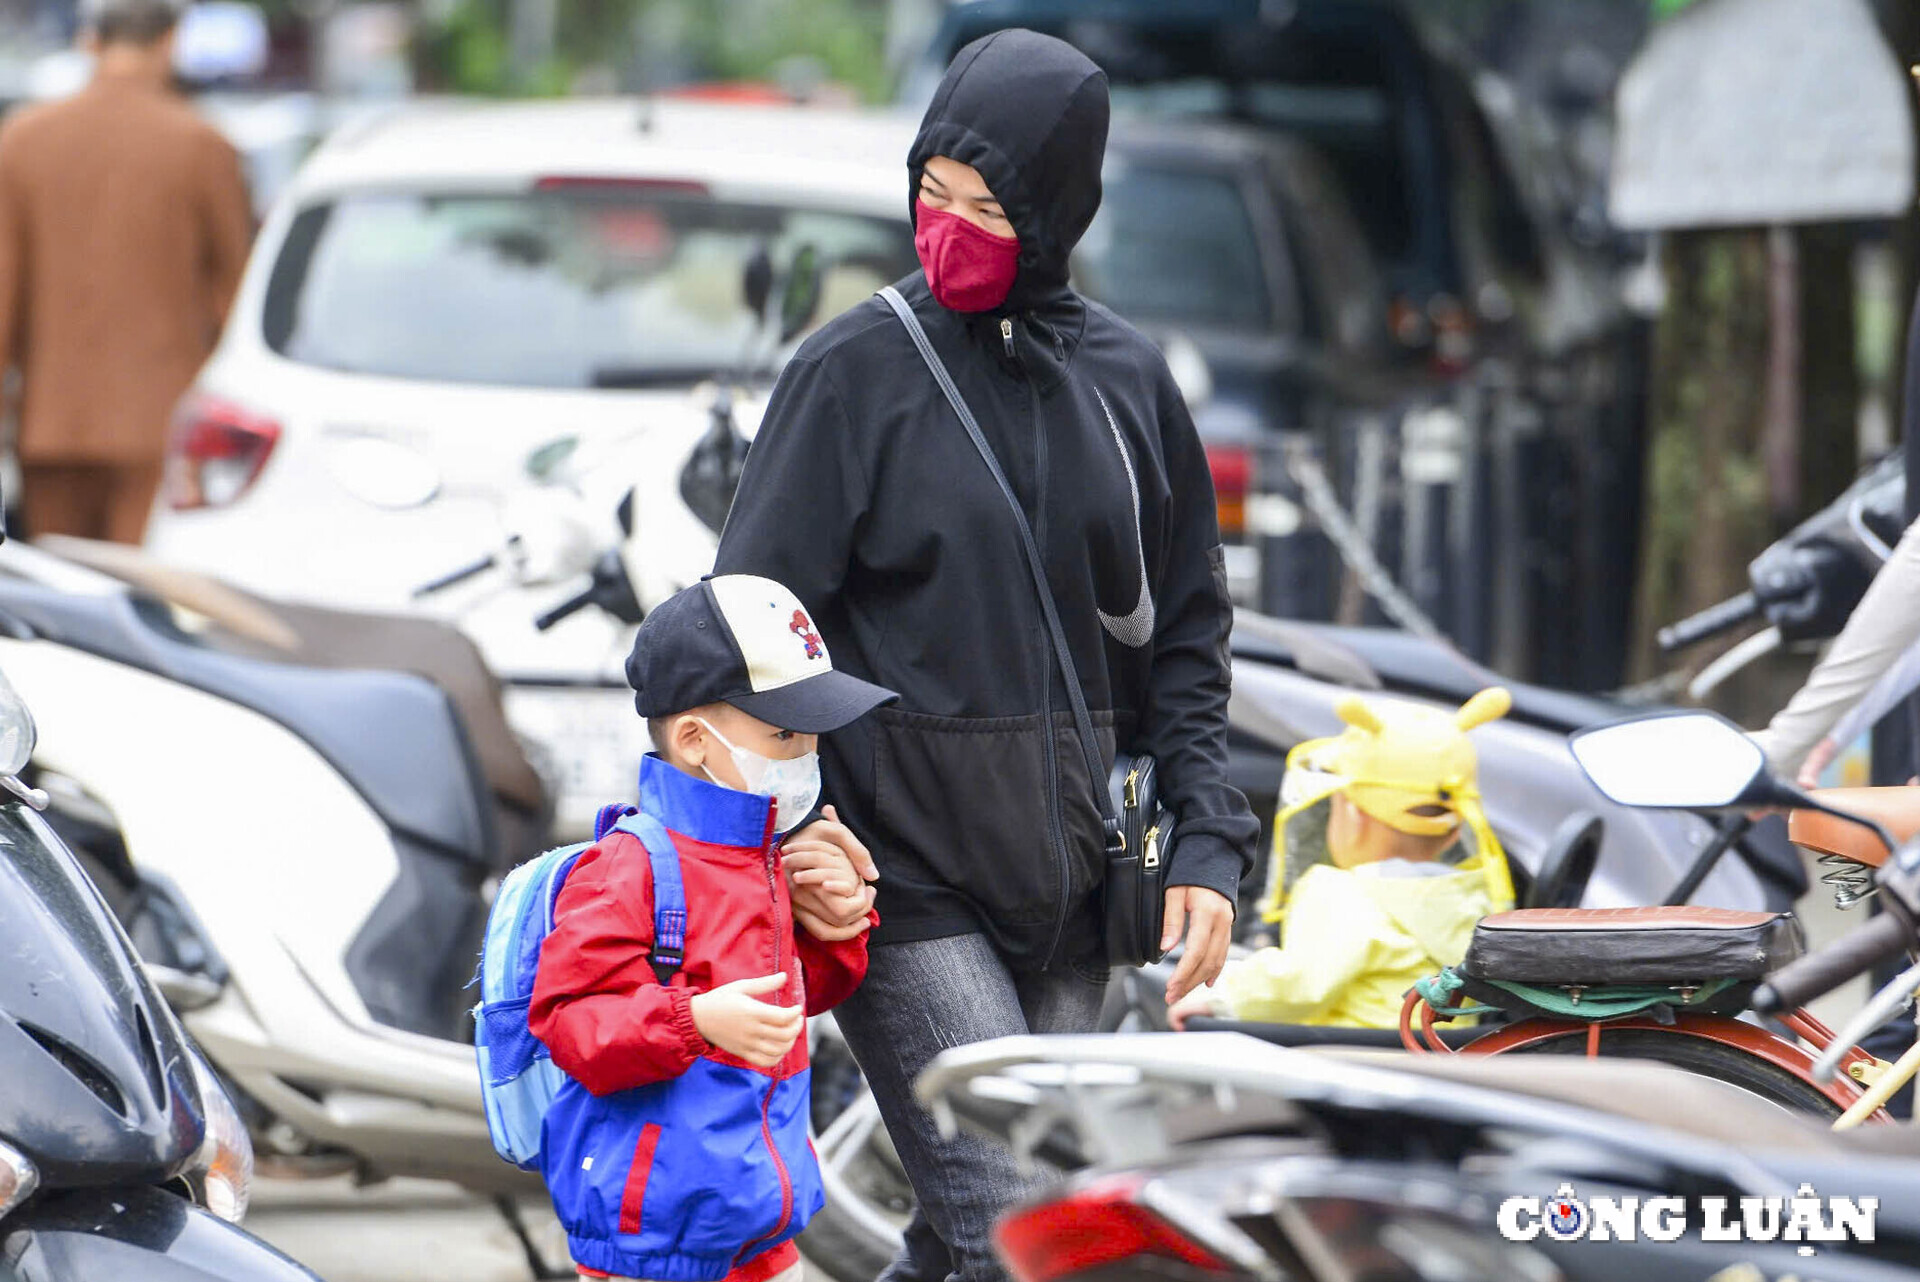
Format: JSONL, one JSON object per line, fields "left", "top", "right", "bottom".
{"left": 627, "top": 575, "right": 896, "bottom": 733}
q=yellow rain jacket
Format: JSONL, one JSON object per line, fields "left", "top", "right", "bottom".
{"left": 1218, "top": 858, "right": 1494, "bottom": 1028}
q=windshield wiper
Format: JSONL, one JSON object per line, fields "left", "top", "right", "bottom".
{"left": 589, "top": 365, "right": 728, "bottom": 389}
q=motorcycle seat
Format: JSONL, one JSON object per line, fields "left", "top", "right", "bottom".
{"left": 1788, "top": 786, "right": 1920, "bottom": 869}
{"left": 37, "top": 536, "right": 549, "bottom": 820}
{"left": 1459, "top": 906, "right": 1803, "bottom": 987}
{"left": 0, "top": 575, "right": 495, "bottom": 865}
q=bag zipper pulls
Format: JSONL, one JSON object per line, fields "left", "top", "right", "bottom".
{"left": 999, "top": 317, "right": 1015, "bottom": 360}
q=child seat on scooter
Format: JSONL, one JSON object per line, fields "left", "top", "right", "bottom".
{"left": 1454, "top": 907, "right": 1803, "bottom": 1018}
{"left": 473, "top": 804, "right": 683, "bottom": 1170}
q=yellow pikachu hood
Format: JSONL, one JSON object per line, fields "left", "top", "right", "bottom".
{"left": 1261, "top": 687, "right": 1516, "bottom": 920}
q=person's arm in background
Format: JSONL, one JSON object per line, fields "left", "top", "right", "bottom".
{"left": 1139, "top": 370, "right": 1261, "bottom": 1003}
{"left": 1751, "top": 515, "right": 1920, "bottom": 777}
{"left": 1794, "top": 635, "right": 1920, "bottom": 786}
{"left": 196, "top": 129, "right": 253, "bottom": 337}
{"left": 1178, "top": 871, "right": 1380, "bottom": 1027}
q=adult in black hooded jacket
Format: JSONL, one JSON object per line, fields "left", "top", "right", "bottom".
{"left": 715, "top": 30, "right": 1259, "bottom": 1281}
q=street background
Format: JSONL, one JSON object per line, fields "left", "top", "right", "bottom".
{"left": 1, "top": 0, "right": 1917, "bottom": 1278}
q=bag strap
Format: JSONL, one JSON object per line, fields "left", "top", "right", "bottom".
{"left": 878, "top": 285, "right": 1115, "bottom": 825}
{"left": 596, "top": 805, "right": 688, "bottom": 985}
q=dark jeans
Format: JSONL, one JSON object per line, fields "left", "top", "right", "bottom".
{"left": 833, "top": 934, "right": 1109, "bottom": 1282}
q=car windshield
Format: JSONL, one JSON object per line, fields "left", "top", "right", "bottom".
{"left": 261, "top": 187, "right": 918, "bottom": 389}
{"left": 1074, "top": 158, "right": 1273, "bottom": 331}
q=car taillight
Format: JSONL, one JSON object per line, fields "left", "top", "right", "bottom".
{"left": 996, "top": 1176, "right": 1229, "bottom": 1282}
{"left": 166, "top": 395, "right": 281, "bottom": 510}
{"left": 1428, "top": 294, "right": 1475, "bottom": 375}
{"left": 1205, "top": 445, "right": 1253, "bottom": 540}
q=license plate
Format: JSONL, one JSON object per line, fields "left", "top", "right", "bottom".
{"left": 502, "top": 686, "right": 652, "bottom": 840}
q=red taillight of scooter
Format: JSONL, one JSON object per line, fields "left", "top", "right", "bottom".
{"left": 166, "top": 395, "right": 282, "bottom": 510}
{"left": 996, "top": 1175, "right": 1230, "bottom": 1282}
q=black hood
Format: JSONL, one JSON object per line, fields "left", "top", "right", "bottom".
{"left": 908, "top": 28, "right": 1110, "bottom": 314}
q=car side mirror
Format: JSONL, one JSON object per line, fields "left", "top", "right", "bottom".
{"left": 742, "top": 245, "right": 775, "bottom": 322}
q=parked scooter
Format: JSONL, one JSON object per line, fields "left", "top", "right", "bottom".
{"left": 0, "top": 538, "right": 536, "bottom": 1201}
{"left": 0, "top": 660, "right": 317, "bottom": 1281}
{"left": 914, "top": 1030, "right": 1920, "bottom": 1282}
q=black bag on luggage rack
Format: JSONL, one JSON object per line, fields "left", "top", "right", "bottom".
{"left": 1455, "top": 906, "right": 1805, "bottom": 1019}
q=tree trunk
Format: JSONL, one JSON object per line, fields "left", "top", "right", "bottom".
{"left": 1797, "top": 222, "right": 1861, "bottom": 523}
{"left": 1629, "top": 229, "right": 1772, "bottom": 685}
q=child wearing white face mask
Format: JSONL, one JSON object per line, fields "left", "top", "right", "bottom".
{"left": 530, "top": 574, "right": 897, "bottom": 1282}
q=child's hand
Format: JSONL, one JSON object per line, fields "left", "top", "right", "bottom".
{"left": 784, "top": 805, "right": 877, "bottom": 939}
{"left": 689, "top": 973, "right": 805, "bottom": 1068}
{"left": 1167, "top": 987, "right": 1220, "bottom": 1032}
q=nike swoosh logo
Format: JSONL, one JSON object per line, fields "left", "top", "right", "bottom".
{"left": 1094, "top": 389, "right": 1156, "bottom": 648}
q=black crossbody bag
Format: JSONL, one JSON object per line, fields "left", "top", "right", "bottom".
{"left": 879, "top": 286, "right": 1175, "bottom": 967}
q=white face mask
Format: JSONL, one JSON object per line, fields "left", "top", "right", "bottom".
{"left": 695, "top": 717, "right": 821, "bottom": 833}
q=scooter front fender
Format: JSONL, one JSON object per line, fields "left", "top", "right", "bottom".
{"left": 1, "top": 1186, "right": 318, "bottom": 1282}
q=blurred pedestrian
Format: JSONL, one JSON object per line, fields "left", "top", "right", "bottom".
{"left": 0, "top": 0, "right": 252, "bottom": 544}
{"left": 715, "top": 28, "right": 1258, "bottom": 1282}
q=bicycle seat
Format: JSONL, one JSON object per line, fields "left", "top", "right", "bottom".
{"left": 1459, "top": 906, "right": 1803, "bottom": 986}
{"left": 1788, "top": 786, "right": 1920, "bottom": 868}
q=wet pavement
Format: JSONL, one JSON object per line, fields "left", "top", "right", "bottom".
{"left": 246, "top": 1176, "right": 832, "bottom": 1282}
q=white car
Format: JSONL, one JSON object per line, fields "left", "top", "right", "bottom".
{"left": 143, "top": 98, "right": 921, "bottom": 834}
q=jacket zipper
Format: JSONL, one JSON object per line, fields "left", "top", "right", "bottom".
{"left": 1004, "top": 315, "right": 1074, "bottom": 970}
{"left": 737, "top": 812, "right": 795, "bottom": 1262}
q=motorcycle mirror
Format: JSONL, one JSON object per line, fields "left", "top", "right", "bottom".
{"left": 326, "top": 436, "right": 441, "bottom": 510}
{"left": 777, "top": 243, "right": 822, "bottom": 344}
{"left": 0, "top": 666, "right": 35, "bottom": 778}
{"left": 525, "top": 435, "right": 580, "bottom": 483}
{"left": 742, "top": 245, "right": 775, "bottom": 321}
{"left": 1568, "top": 710, "right": 1770, "bottom": 810}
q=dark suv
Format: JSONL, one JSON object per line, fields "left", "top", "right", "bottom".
{"left": 909, "top": 0, "right": 1646, "bottom": 691}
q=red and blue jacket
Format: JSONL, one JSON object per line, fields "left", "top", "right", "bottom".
{"left": 530, "top": 754, "right": 872, "bottom": 1282}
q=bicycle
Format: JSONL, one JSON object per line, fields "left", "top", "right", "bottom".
{"left": 1400, "top": 709, "right": 1920, "bottom": 1125}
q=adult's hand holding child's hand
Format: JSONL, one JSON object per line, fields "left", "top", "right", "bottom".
{"left": 784, "top": 805, "right": 877, "bottom": 941}
{"left": 689, "top": 973, "right": 804, "bottom": 1068}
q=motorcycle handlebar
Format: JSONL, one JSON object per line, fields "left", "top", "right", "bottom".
{"left": 1656, "top": 592, "right": 1760, "bottom": 654}
{"left": 535, "top": 585, "right": 598, "bottom": 631}
{"left": 413, "top": 555, "right": 497, "bottom": 599}
{"left": 1750, "top": 909, "right": 1913, "bottom": 1015}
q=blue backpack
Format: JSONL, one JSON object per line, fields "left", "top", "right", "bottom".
{"left": 473, "top": 803, "right": 686, "bottom": 1170}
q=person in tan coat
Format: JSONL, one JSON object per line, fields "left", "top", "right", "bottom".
{"left": 0, "top": 0, "right": 253, "bottom": 544}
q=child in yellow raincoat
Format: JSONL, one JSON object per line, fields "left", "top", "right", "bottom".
{"left": 1170, "top": 687, "right": 1515, "bottom": 1030}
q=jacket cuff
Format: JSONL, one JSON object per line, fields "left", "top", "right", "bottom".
{"left": 1165, "top": 834, "right": 1243, "bottom": 914}
{"left": 667, "top": 985, "right": 708, "bottom": 1061}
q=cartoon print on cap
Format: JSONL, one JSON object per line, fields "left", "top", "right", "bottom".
{"left": 791, "top": 609, "right": 824, "bottom": 661}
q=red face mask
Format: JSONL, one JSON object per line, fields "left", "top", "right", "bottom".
{"left": 914, "top": 202, "right": 1021, "bottom": 313}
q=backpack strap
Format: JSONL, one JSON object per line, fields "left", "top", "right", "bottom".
{"left": 587, "top": 804, "right": 688, "bottom": 987}
{"left": 624, "top": 812, "right": 687, "bottom": 987}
